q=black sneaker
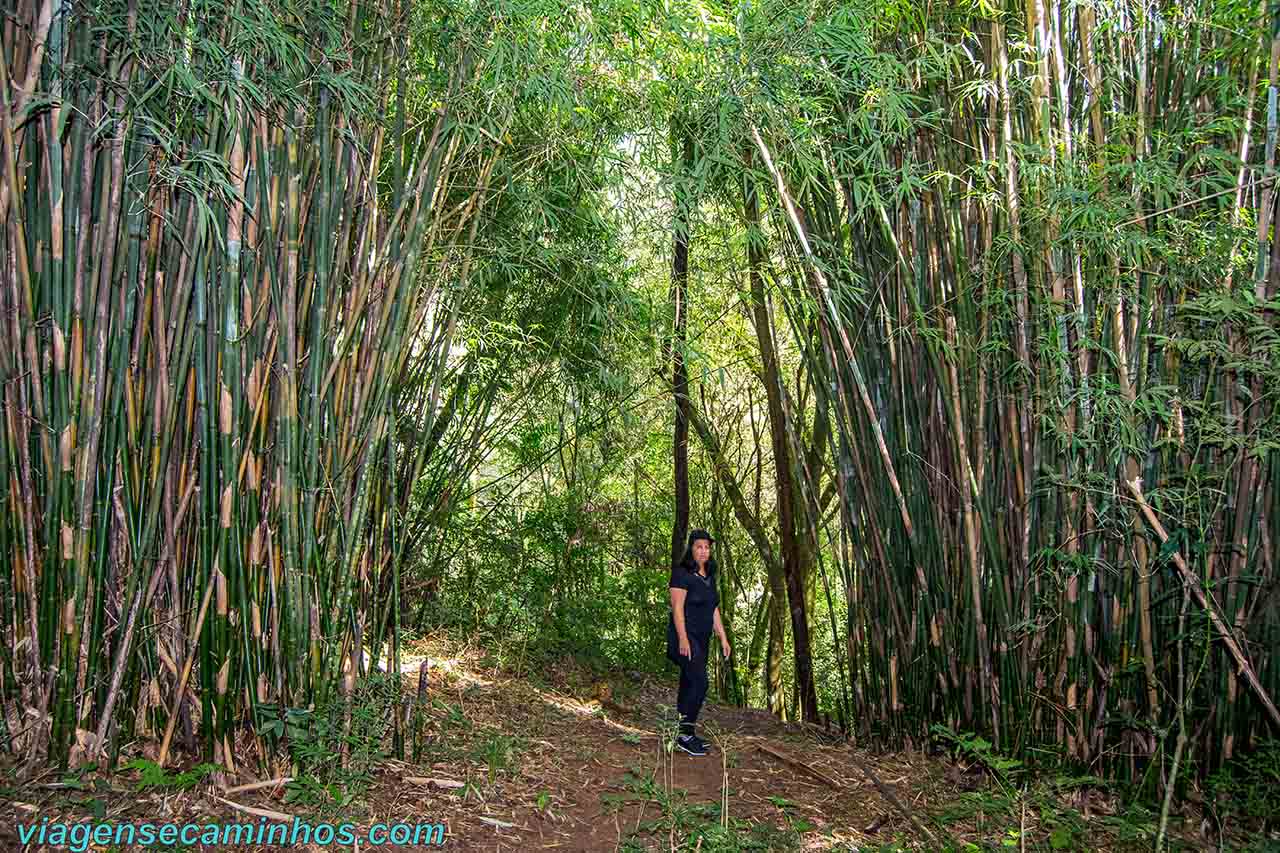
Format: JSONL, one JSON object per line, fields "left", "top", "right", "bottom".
{"left": 675, "top": 735, "right": 706, "bottom": 756}
{"left": 691, "top": 735, "right": 711, "bottom": 753}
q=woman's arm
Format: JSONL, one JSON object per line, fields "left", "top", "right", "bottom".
{"left": 713, "top": 607, "right": 730, "bottom": 657}
{"left": 670, "top": 588, "right": 691, "bottom": 657}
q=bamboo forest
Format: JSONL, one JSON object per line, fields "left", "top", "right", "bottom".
{"left": 1, "top": 0, "right": 1278, "bottom": 849}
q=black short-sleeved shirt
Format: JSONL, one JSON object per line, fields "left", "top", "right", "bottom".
{"left": 668, "top": 563, "right": 718, "bottom": 639}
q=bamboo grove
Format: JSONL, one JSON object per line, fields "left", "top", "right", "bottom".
{"left": 0, "top": 0, "right": 552, "bottom": 769}
{"left": 3, "top": 0, "right": 1279, "bottom": 791}
{"left": 720, "top": 0, "right": 1280, "bottom": 776}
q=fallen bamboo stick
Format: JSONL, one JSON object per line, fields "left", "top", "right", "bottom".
{"left": 215, "top": 796, "right": 294, "bottom": 823}
{"left": 753, "top": 741, "right": 841, "bottom": 788}
{"left": 1126, "top": 478, "right": 1280, "bottom": 728}
{"left": 750, "top": 739, "right": 948, "bottom": 846}
{"left": 223, "top": 777, "right": 293, "bottom": 795}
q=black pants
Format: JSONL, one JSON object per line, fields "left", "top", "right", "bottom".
{"left": 668, "top": 630, "right": 710, "bottom": 736}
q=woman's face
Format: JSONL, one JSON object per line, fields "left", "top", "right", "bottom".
{"left": 692, "top": 539, "right": 711, "bottom": 565}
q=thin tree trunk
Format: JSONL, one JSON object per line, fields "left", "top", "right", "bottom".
{"left": 670, "top": 123, "right": 693, "bottom": 568}
{"left": 743, "top": 148, "right": 819, "bottom": 721}
{"left": 685, "top": 399, "right": 786, "bottom": 712}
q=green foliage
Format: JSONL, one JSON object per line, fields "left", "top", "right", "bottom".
{"left": 1094, "top": 803, "right": 1160, "bottom": 846}
{"left": 5, "top": 0, "right": 577, "bottom": 772}
{"left": 931, "top": 725, "right": 1025, "bottom": 786}
{"left": 615, "top": 769, "right": 804, "bottom": 852}
{"left": 260, "top": 672, "right": 400, "bottom": 812}
{"left": 57, "top": 763, "right": 98, "bottom": 791}
{"left": 930, "top": 787, "right": 1137, "bottom": 852}
{"left": 1206, "top": 740, "right": 1280, "bottom": 830}
{"left": 472, "top": 731, "right": 524, "bottom": 783}
{"left": 252, "top": 704, "right": 315, "bottom": 743}
{"left": 123, "top": 759, "right": 220, "bottom": 793}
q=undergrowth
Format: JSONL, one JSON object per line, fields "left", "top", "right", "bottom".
{"left": 253, "top": 671, "right": 399, "bottom": 815}
{"left": 925, "top": 725, "right": 1280, "bottom": 852}
{"left": 608, "top": 768, "right": 806, "bottom": 852}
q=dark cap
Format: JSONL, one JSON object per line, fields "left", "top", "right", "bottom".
{"left": 688, "top": 529, "right": 715, "bottom": 544}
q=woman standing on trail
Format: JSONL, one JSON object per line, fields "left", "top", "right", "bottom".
{"left": 666, "top": 529, "right": 731, "bottom": 756}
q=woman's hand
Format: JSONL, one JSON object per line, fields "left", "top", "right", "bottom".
{"left": 678, "top": 636, "right": 692, "bottom": 658}
{"left": 712, "top": 607, "right": 730, "bottom": 659}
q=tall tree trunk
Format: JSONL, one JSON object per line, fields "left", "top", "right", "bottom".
{"left": 743, "top": 149, "right": 819, "bottom": 721}
{"left": 685, "top": 400, "right": 786, "bottom": 713}
{"left": 670, "top": 123, "right": 693, "bottom": 568}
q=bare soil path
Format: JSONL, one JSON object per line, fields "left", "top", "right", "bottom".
{"left": 364, "top": 648, "right": 933, "bottom": 852}
{"left": 1, "top": 638, "right": 1234, "bottom": 851}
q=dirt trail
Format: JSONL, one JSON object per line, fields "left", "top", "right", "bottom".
{"left": 5, "top": 645, "right": 1206, "bottom": 851}
{"left": 374, "top": 653, "right": 935, "bottom": 852}
{"left": 0, "top": 648, "right": 932, "bottom": 853}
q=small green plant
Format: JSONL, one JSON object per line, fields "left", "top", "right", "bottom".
{"left": 58, "top": 763, "right": 97, "bottom": 791}
{"left": 1096, "top": 805, "right": 1158, "bottom": 846}
{"left": 283, "top": 775, "right": 358, "bottom": 809}
{"left": 271, "top": 671, "right": 399, "bottom": 812}
{"left": 80, "top": 797, "right": 107, "bottom": 820}
{"left": 931, "top": 725, "right": 1025, "bottom": 786}
{"left": 444, "top": 701, "right": 470, "bottom": 730}
{"left": 618, "top": 763, "right": 802, "bottom": 851}
{"left": 472, "top": 731, "right": 522, "bottom": 783}
{"left": 252, "top": 703, "right": 313, "bottom": 743}
{"left": 124, "top": 759, "right": 220, "bottom": 792}
{"left": 937, "top": 789, "right": 1017, "bottom": 824}
{"left": 1045, "top": 822, "right": 1079, "bottom": 850}
{"left": 461, "top": 780, "right": 484, "bottom": 803}
{"left": 1206, "top": 739, "right": 1280, "bottom": 831}
{"left": 767, "top": 795, "right": 815, "bottom": 839}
